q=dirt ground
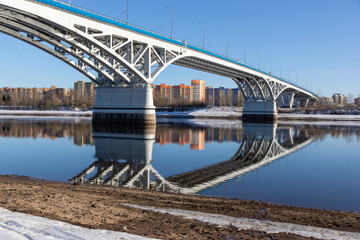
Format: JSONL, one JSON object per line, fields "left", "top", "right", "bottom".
{"left": 0, "top": 175, "right": 359, "bottom": 240}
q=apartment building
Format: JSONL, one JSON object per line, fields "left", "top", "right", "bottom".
{"left": 191, "top": 80, "right": 205, "bottom": 103}
{"left": 332, "top": 93, "right": 346, "bottom": 105}
{"left": 74, "top": 81, "right": 96, "bottom": 99}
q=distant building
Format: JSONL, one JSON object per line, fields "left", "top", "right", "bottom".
{"left": 321, "top": 97, "right": 334, "bottom": 104}
{"left": 205, "top": 87, "right": 215, "bottom": 106}
{"left": 191, "top": 80, "right": 205, "bottom": 103}
{"left": 171, "top": 84, "right": 193, "bottom": 103}
{"left": 154, "top": 81, "right": 244, "bottom": 106}
{"left": 85, "top": 82, "right": 96, "bottom": 98}
{"left": 332, "top": 93, "right": 346, "bottom": 105}
{"left": 74, "top": 81, "right": 96, "bottom": 99}
{"left": 45, "top": 87, "right": 71, "bottom": 100}
{"left": 74, "top": 81, "right": 84, "bottom": 99}
{"left": 232, "top": 88, "right": 243, "bottom": 106}
{"left": 18, "top": 88, "right": 34, "bottom": 102}
{"left": 214, "top": 87, "right": 225, "bottom": 106}
{"left": 154, "top": 83, "right": 172, "bottom": 101}
{"left": 355, "top": 97, "right": 360, "bottom": 105}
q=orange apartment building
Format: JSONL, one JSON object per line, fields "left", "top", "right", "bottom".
{"left": 155, "top": 83, "right": 193, "bottom": 103}
{"left": 171, "top": 84, "right": 193, "bottom": 102}
{"left": 191, "top": 80, "right": 205, "bottom": 103}
{"left": 155, "top": 83, "right": 172, "bottom": 101}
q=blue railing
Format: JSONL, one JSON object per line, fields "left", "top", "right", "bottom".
{"left": 31, "top": 0, "right": 317, "bottom": 97}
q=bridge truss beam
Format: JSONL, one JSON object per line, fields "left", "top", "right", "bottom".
{"left": 0, "top": 4, "right": 183, "bottom": 85}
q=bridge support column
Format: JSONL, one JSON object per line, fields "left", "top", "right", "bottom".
{"left": 242, "top": 100, "right": 277, "bottom": 123}
{"left": 294, "top": 98, "right": 310, "bottom": 108}
{"left": 279, "top": 93, "right": 295, "bottom": 108}
{"left": 92, "top": 85, "right": 156, "bottom": 125}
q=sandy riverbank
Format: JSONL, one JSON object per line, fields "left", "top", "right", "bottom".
{"left": 0, "top": 175, "right": 359, "bottom": 240}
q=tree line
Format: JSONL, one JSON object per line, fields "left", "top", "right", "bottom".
{"left": 1, "top": 93, "right": 95, "bottom": 110}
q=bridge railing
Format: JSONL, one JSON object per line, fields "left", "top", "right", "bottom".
{"left": 50, "top": 0, "right": 176, "bottom": 43}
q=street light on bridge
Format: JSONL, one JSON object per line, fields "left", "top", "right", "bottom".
{"left": 120, "top": 10, "right": 127, "bottom": 21}
{"left": 255, "top": 49, "right": 261, "bottom": 69}
{"left": 165, "top": 6, "right": 174, "bottom": 39}
{"left": 198, "top": 21, "right": 205, "bottom": 49}
{"left": 293, "top": 70, "right": 298, "bottom": 84}
{"left": 222, "top": 33, "right": 228, "bottom": 57}
{"left": 240, "top": 41, "right": 246, "bottom": 64}
{"left": 277, "top": 61, "right": 282, "bottom": 78}
{"left": 267, "top": 56, "right": 272, "bottom": 75}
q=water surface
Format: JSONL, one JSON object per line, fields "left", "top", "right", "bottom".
{"left": 0, "top": 118, "right": 359, "bottom": 212}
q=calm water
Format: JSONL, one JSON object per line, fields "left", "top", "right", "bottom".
{"left": 1, "top": 117, "right": 360, "bottom": 212}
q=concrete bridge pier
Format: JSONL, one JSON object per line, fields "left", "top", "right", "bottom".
{"left": 294, "top": 98, "right": 310, "bottom": 108}
{"left": 242, "top": 100, "right": 278, "bottom": 123}
{"left": 92, "top": 85, "right": 156, "bottom": 125}
{"left": 279, "top": 93, "right": 295, "bottom": 108}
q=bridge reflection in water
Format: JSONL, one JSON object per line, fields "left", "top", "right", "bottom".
{"left": 70, "top": 123, "right": 314, "bottom": 194}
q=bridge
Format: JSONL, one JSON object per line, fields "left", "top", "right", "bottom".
{"left": 70, "top": 123, "right": 315, "bottom": 194}
{"left": 0, "top": 0, "right": 318, "bottom": 123}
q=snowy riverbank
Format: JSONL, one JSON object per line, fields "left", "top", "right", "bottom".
{"left": 0, "top": 207, "right": 159, "bottom": 240}
{"left": 1, "top": 108, "right": 360, "bottom": 121}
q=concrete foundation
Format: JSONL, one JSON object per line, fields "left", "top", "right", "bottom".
{"left": 242, "top": 101, "right": 278, "bottom": 123}
{"left": 92, "top": 85, "right": 156, "bottom": 125}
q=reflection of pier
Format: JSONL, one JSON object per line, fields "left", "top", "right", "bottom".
{"left": 71, "top": 124, "right": 314, "bottom": 194}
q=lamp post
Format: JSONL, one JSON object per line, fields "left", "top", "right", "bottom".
{"left": 293, "top": 70, "right": 297, "bottom": 84}
{"left": 255, "top": 49, "right": 261, "bottom": 69}
{"left": 267, "top": 56, "right": 272, "bottom": 74}
{"left": 198, "top": 21, "right": 205, "bottom": 49}
{"left": 240, "top": 41, "right": 246, "bottom": 64}
{"left": 286, "top": 66, "right": 291, "bottom": 81}
{"left": 127, "top": 0, "right": 129, "bottom": 23}
{"left": 165, "top": 6, "right": 174, "bottom": 39}
{"left": 120, "top": 10, "right": 127, "bottom": 21}
{"left": 277, "top": 61, "right": 282, "bottom": 78}
{"left": 222, "top": 33, "right": 228, "bottom": 57}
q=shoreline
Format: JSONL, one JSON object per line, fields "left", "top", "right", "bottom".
{"left": 1, "top": 109, "right": 360, "bottom": 122}
{"left": 0, "top": 175, "right": 359, "bottom": 240}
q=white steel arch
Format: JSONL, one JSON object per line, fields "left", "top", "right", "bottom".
{"left": 0, "top": 0, "right": 318, "bottom": 100}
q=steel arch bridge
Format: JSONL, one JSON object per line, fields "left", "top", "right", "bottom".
{"left": 0, "top": 0, "right": 318, "bottom": 122}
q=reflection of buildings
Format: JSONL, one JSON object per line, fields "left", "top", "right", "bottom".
{"left": 155, "top": 127, "right": 243, "bottom": 150}
{"left": 0, "top": 120, "right": 93, "bottom": 145}
{"left": 74, "top": 130, "right": 94, "bottom": 146}
{"left": 156, "top": 128, "right": 205, "bottom": 150}
{"left": 71, "top": 123, "right": 315, "bottom": 195}
{"left": 190, "top": 130, "right": 204, "bottom": 150}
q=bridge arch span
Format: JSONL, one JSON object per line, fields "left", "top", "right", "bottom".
{"left": 0, "top": 0, "right": 318, "bottom": 123}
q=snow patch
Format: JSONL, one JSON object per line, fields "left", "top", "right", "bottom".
{"left": 122, "top": 203, "right": 360, "bottom": 240}
{"left": 0, "top": 207, "right": 161, "bottom": 240}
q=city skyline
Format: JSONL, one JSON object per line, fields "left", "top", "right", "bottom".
{"left": 0, "top": 0, "right": 358, "bottom": 97}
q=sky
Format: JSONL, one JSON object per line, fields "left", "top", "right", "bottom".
{"left": 0, "top": 0, "right": 359, "bottom": 98}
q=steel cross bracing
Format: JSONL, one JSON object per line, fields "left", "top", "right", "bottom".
{"left": 0, "top": 0, "right": 318, "bottom": 102}
{"left": 70, "top": 127, "right": 314, "bottom": 194}
{"left": 0, "top": 4, "right": 182, "bottom": 85}
{"left": 70, "top": 160, "right": 181, "bottom": 193}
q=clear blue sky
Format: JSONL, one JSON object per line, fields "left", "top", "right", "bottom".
{"left": 0, "top": 0, "right": 359, "bottom": 98}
